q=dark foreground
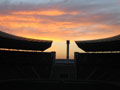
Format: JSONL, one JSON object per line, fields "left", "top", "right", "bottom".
{"left": 1, "top": 51, "right": 120, "bottom": 89}
{"left": 0, "top": 79, "right": 120, "bottom": 89}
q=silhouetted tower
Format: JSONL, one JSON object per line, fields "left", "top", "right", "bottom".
{"left": 66, "top": 40, "right": 70, "bottom": 60}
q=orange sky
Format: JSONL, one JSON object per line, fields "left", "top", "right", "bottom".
{"left": 0, "top": 0, "right": 120, "bottom": 59}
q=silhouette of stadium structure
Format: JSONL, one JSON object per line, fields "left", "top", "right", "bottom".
{"left": 0, "top": 31, "right": 120, "bottom": 83}
{"left": 0, "top": 31, "right": 55, "bottom": 80}
{"left": 75, "top": 35, "right": 120, "bottom": 81}
{"left": 76, "top": 35, "right": 120, "bottom": 52}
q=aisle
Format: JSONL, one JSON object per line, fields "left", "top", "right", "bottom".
{"left": 51, "top": 59, "right": 76, "bottom": 80}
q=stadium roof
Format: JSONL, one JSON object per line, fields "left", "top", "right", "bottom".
{"left": 75, "top": 35, "right": 120, "bottom": 52}
{"left": 0, "top": 31, "right": 52, "bottom": 51}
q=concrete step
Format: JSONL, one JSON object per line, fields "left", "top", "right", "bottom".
{"left": 55, "top": 59, "right": 74, "bottom": 63}
{"left": 51, "top": 60, "right": 76, "bottom": 80}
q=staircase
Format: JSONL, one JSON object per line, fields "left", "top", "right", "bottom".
{"left": 51, "top": 59, "right": 76, "bottom": 81}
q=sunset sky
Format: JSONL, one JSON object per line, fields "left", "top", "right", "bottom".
{"left": 0, "top": 0, "right": 120, "bottom": 59}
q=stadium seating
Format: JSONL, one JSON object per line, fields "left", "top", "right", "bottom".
{"left": 0, "top": 50, "right": 55, "bottom": 80}
{"left": 75, "top": 52, "right": 120, "bottom": 82}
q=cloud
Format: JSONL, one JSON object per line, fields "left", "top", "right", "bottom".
{"left": 0, "top": 0, "right": 119, "bottom": 41}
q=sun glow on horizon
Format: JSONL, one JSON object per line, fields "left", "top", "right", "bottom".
{"left": 0, "top": 0, "right": 120, "bottom": 59}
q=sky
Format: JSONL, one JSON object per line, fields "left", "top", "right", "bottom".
{"left": 0, "top": 0, "right": 120, "bottom": 59}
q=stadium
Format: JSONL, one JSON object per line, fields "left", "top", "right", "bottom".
{"left": 75, "top": 35, "right": 120, "bottom": 81}
{"left": 0, "top": 31, "right": 120, "bottom": 89}
{"left": 75, "top": 35, "right": 120, "bottom": 52}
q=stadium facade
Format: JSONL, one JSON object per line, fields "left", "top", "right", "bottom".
{"left": 0, "top": 31, "right": 52, "bottom": 51}
{"left": 0, "top": 31, "right": 55, "bottom": 80}
{"left": 75, "top": 35, "right": 120, "bottom": 52}
{"left": 75, "top": 35, "right": 120, "bottom": 81}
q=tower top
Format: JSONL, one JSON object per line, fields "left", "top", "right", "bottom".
{"left": 66, "top": 40, "right": 70, "bottom": 44}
